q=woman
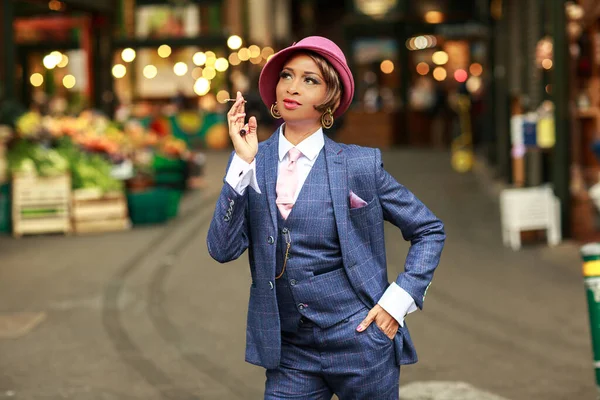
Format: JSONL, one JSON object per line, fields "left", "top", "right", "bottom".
{"left": 207, "top": 36, "right": 445, "bottom": 400}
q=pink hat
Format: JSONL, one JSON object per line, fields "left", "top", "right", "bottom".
{"left": 258, "top": 36, "right": 354, "bottom": 119}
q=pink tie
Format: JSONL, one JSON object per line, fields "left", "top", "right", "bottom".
{"left": 276, "top": 148, "right": 303, "bottom": 219}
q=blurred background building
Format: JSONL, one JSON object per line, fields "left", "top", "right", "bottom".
{"left": 0, "top": 0, "right": 600, "bottom": 242}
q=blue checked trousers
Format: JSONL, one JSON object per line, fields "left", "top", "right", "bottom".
{"left": 264, "top": 307, "right": 400, "bottom": 400}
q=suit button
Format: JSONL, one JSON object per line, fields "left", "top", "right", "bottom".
{"left": 224, "top": 215, "right": 231, "bottom": 222}
{"left": 269, "top": 281, "right": 274, "bottom": 290}
{"left": 229, "top": 199, "right": 235, "bottom": 206}
{"left": 267, "top": 236, "right": 274, "bottom": 244}
{"left": 282, "top": 227, "right": 289, "bottom": 234}
{"left": 290, "top": 279, "right": 297, "bottom": 286}
{"left": 298, "top": 303, "right": 307, "bottom": 310}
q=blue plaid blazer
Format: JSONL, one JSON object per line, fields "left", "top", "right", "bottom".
{"left": 207, "top": 132, "right": 445, "bottom": 369}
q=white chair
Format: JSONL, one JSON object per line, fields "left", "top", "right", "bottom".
{"left": 500, "top": 186, "right": 561, "bottom": 250}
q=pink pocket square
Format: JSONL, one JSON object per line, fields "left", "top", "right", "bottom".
{"left": 349, "top": 191, "right": 368, "bottom": 209}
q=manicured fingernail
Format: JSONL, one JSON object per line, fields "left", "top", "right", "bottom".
{"left": 356, "top": 325, "right": 364, "bottom": 332}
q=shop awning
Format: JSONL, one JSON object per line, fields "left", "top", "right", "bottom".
{"left": 15, "top": 0, "right": 113, "bottom": 16}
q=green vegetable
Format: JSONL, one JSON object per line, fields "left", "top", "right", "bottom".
{"left": 55, "top": 137, "right": 123, "bottom": 193}
{"left": 7, "top": 139, "right": 68, "bottom": 177}
{"left": 7, "top": 137, "right": 124, "bottom": 194}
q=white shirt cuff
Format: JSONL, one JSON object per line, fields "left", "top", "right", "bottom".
{"left": 377, "top": 282, "right": 418, "bottom": 327}
{"left": 224, "top": 154, "right": 261, "bottom": 195}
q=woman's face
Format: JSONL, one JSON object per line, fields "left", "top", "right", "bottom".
{"left": 275, "top": 53, "right": 327, "bottom": 124}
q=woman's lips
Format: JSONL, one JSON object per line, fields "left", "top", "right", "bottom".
{"left": 283, "top": 99, "right": 301, "bottom": 110}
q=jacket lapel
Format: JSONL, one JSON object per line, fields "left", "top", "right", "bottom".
{"left": 324, "top": 136, "right": 349, "bottom": 261}
{"left": 263, "top": 130, "right": 280, "bottom": 231}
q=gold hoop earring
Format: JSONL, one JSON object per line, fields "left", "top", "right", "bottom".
{"left": 270, "top": 103, "right": 282, "bottom": 119}
{"left": 321, "top": 108, "right": 334, "bottom": 129}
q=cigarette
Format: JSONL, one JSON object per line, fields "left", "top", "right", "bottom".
{"left": 225, "top": 99, "right": 247, "bottom": 103}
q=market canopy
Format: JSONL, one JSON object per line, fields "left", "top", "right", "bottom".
{"left": 14, "top": 0, "right": 113, "bottom": 17}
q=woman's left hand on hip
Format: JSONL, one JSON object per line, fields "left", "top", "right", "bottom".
{"left": 356, "top": 304, "right": 399, "bottom": 340}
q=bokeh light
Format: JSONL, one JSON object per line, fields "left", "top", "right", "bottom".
{"left": 249, "top": 45, "right": 261, "bottom": 58}
{"left": 424, "top": 11, "right": 443, "bottom": 24}
{"left": 227, "top": 35, "right": 243, "bottom": 50}
{"left": 205, "top": 51, "right": 217, "bottom": 65}
{"left": 469, "top": 63, "right": 483, "bottom": 77}
{"left": 174, "top": 62, "right": 188, "bottom": 76}
{"left": 121, "top": 48, "right": 136, "bottom": 63}
{"left": 202, "top": 67, "right": 216, "bottom": 80}
{"left": 406, "top": 35, "right": 437, "bottom": 51}
{"left": 454, "top": 69, "right": 468, "bottom": 83}
{"left": 542, "top": 59, "right": 553, "bottom": 69}
{"left": 414, "top": 36, "right": 428, "bottom": 50}
{"left": 192, "top": 67, "right": 203, "bottom": 79}
{"left": 43, "top": 53, "right": 61, "bottom": 69}
{"left": 432, "top": 51, "right": 449, "bottom": 65}
{"left": 380, "top": 60, "right": 394, "bottom": 74}
{"left": 112, "top": 64, "right": 127, "bottom": 79}
{"left": 238, "top": 48, "right": 251, "bottom": 61}
{"left": 57, "top": 54, "right": 69, "bottom": 68}
{"left": 217, "top": 90, "right": 230, "bottom": 103}
{"left": 229, "top": 53, "right": 241, "bottom": 66}
{"left": 433, "top": 67, "right": 447, "bottom": 81}
{"left": 30, "top": 73, "right": 44, "bottom": 87}
{"left": 62, "top": 74, "right": 76, "bottom": 89}
{"left": 193, "top": 52, "right": 207, "bottom": 66}
{"left": 194, "top": 78, "right": 211, "bottom": 96}
{"left": 158, "top": 45, "right": 172, "bottom": 58}
{"left": 143, "top": 65, "right": 158, "bottom": 79}
{"left": 466, "top": 76, "right": 482, "bottom": 93}
{"left": 215, "top": 58, "right": 229, "bottom": 72}
{"left": 416, "top": 62, "right": 430, "bottom": 75}
{"left": 262, "top": 47, "right": 275, "bottom": 59}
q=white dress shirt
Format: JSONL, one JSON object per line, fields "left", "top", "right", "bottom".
{"left": 225, "top": 125, "right": 417, "bottom": 326}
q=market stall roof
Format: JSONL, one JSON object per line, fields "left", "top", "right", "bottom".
{"left": 15, "top": 0, "right": 113, "bottom": 17}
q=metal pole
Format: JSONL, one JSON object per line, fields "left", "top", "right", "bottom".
{"left": 494, "top": 0, "right": 511, "bottom": 181}
{"left": 0, "top": 0, "right": 16, "bottom": 101}
{"left": 551, "top": 0, "right": 570, "bottom": 237}
{"left": 581, "top": 243, "right": 600, "bottom": 398}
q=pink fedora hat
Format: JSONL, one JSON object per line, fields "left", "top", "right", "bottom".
{"left": 258, "top": 36, "right": 354, "bottom": 119}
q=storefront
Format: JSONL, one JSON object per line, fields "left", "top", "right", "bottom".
{"left": 0, "top": 0, "right": 254, "bottom": 237}
{"left": 338, "top": 0, "right": 491, "bottom": 153}
{"left": 489, "top": 0, "right": 600, "bottom": 241}
{"left": 565, "top": 1, "right": 600, "bottom": 241}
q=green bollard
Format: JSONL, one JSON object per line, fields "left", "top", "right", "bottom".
{"left": 581, "top": 243, "right": 600, "bottom": 399}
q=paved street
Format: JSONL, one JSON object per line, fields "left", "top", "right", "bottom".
{"left": 0, "top": 148, "right": 595, "bottom": 400}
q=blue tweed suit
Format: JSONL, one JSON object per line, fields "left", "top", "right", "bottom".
{"left": 207, "top": 131, "right": 445, "bottom": 373}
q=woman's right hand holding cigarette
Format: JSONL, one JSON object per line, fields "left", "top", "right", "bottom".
{"left": 227, "top": 91, "right": 258, "bottom": 164}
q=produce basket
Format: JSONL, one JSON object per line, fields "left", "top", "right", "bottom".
{"left": 153, "top": 154, "right": 187, "bottom": 190}
{"left": 126, "top": 187, "right": 183, "bottom": 225}
{"left": 12, "top": 173, "right": 71, "bottom": 237}
{"left": 0, "top": 183, "right": 10, "bottom": 233}
{"left": 126, "top": 188, "right": 170, "bottom": 225}
{"left": 165, "top": 189, "right": 183, "bottom": 219}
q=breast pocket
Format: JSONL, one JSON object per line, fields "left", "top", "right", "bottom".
{"left": 349, "top": 196, "right": 379, "bottom": 221}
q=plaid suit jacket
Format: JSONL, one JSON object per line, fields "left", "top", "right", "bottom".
{"left": 207, "top": 131, "right": 445, "bottom": 369}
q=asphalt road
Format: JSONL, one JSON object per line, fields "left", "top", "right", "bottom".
{"left": 0, "top": 149, "right": 594, "bottom": 400}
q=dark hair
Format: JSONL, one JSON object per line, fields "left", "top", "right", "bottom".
{"left": 294, "top": 51, "right": 342, "bottom": 114}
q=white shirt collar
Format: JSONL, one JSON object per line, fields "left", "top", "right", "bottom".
{"left": 278, "top": 124, "right": 325, "bottom": 162}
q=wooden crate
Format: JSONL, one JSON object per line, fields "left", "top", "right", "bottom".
{"left": 12, "top": 174, "right": 72, "bottom": 238}
{"left": 72, "top": 188, "right": 130, "bottom": 234}
{"left": 0, "top": 144, "right": 7, "bottom": 184}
